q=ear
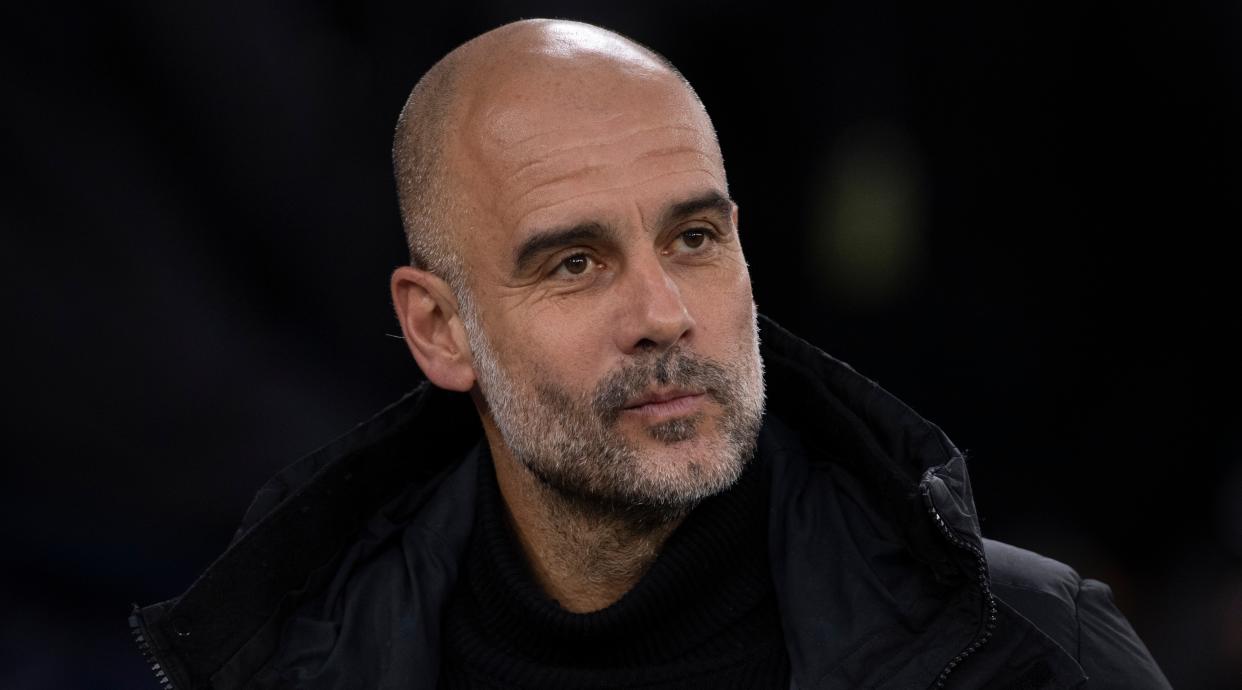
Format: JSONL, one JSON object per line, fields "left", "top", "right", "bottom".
{"left": 390, "top": 265, "right": 476, "bottom": 392}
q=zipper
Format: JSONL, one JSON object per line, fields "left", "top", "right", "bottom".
{"left": 923, "top": 485, "right": 998, "bottom": 689}
{"left": 129, "top": 607, "right": 177, "bottom": 690}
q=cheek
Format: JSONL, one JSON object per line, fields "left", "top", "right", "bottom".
{"left": 516, "top": 315, "right": 611, "bottom": 386}
{"left": 687, "top": 264, "right": 754, "bottom": 340}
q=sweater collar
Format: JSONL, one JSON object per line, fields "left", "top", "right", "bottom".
{"left": 440, "top": 438, "right": 783, "bottom": 680}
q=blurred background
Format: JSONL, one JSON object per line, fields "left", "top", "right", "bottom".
{"left": 3, "top": 1, "right": 1239, "bottom": 688}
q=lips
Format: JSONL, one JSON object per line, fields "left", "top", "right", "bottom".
{"left": 617, "top": 389, "right": 708, "bottom": 424}
{"left": 623, "top": 388, "right": 704, "bottom": 409}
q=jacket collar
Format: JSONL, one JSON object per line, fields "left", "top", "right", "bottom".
{"left": 757, "top": 316, "right": 1085, "bottom": 689}
{"left": 131, "top": 314, "right": 1082, "bottom": 690}
{"left": 758, "top": 317, "right": 983, "bottom": 688}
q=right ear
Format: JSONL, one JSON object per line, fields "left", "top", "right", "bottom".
{"left": 390, "top": 265, "right": 476, "bottom": 392}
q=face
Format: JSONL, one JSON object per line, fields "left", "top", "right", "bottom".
{"left": 450, "top": 52, "right": 765, "bottom": 517}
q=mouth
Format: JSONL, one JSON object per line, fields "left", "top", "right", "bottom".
{"left": 621, "top": 388, "right": 706, "bottom": 419}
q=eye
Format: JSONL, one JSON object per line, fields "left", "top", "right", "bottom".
{"left": 550, "top": 252, "right": 600, "bottom": 279}
{"left": 669, "top": 226, "right": 718, "bottom": 254}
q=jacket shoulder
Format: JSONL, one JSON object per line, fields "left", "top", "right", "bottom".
{"left": 984, "top": 538, "right": 1081, "bottom": 604}
{"left": 982, "top": 538, "right": 1172, "bottom": 689}
{"left": 983, "top": 538, "right": 1081, "bottom": 654}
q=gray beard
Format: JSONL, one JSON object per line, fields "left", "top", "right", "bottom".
{"left": 460, "top": 293, "right": 766, "bottom": 532}
{"left": 521, "top": 348, "right": 760, "bottom": 523}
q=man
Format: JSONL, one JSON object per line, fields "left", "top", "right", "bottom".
{"left": 129, "top": 18, "right": 1171, "bottom": 689}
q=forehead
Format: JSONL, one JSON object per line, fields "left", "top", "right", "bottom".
{"left": 451, "top": 65, "right": 727, "bottom": 262}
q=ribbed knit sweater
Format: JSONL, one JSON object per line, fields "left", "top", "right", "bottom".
{"left": 437, "top": 447, "right": 790, "bottom": 689}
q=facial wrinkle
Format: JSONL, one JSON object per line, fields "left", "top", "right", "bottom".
{"left": 502, "top": 123, "right": 704, "bottom": 160}
{"left": 510, "top": 167, "right": 726, "bottom": 227}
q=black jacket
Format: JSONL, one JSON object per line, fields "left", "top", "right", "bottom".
{"left": 130, "top": 316, "right": 1171, "bottom": 689}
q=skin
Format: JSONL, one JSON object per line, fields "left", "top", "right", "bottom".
{"left": 391, "top": 20, "right": 759, "bottom": 612}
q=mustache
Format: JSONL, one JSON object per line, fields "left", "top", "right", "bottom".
{"left": 592, "top": 347, "right": 731, "bottom": 425}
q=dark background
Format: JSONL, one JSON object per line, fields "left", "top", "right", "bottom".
{"left": 3, "top": 1, "right": 1239, "bottom": 688}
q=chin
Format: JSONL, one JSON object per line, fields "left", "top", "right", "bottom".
{"left": 631, "top": 427, "right": 748, "bottom": 502}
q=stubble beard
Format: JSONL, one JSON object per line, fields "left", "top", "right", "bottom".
{"left": 459, "top": 293, "right": 766, "bottom": 531}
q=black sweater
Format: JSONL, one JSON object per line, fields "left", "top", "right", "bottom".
{"left": 437, "top": 446, "right": 791, "bottom": 689}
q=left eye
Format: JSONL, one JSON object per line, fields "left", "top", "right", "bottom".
{"left": 673, "top": 227, "right": 714, "bottom": 252}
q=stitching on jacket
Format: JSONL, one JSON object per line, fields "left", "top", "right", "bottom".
{"left": 991, "top": 579, "right": 1074, "bottom": 597}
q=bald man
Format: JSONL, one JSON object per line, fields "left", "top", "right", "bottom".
{"left": 130, "top": 19, "right": 1170, "bottom": 690}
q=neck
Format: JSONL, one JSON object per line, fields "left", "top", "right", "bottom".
{"left": 485, "top": 433, "right": 687, "bottom": 613}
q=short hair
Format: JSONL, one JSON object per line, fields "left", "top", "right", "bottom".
{"left": 392, "top": 52, "right": 467, "bottom": 292}
{"left": 391, "top": 21, "right": 702, "bottom": 297}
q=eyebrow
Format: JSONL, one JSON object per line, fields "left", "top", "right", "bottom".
{"left": 655, "top": 190, "right": 736, "bottom": 231}
{"left": 512, "top": 222, "right": 619, "bottom": 275}
{"left": 511, "top": 190, "right": 736, "bottom": 275}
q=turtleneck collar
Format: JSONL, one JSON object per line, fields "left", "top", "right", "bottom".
{"left": 440, "top": 440, "right": 787, "bottom": 686}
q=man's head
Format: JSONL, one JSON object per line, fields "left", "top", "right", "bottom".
{"left": 390, "top": 19, "right": 764, "bottom": 521}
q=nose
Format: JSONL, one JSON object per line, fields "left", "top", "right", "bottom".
{"left": 615, "top": 251, "right": 696, "bottom": 355}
